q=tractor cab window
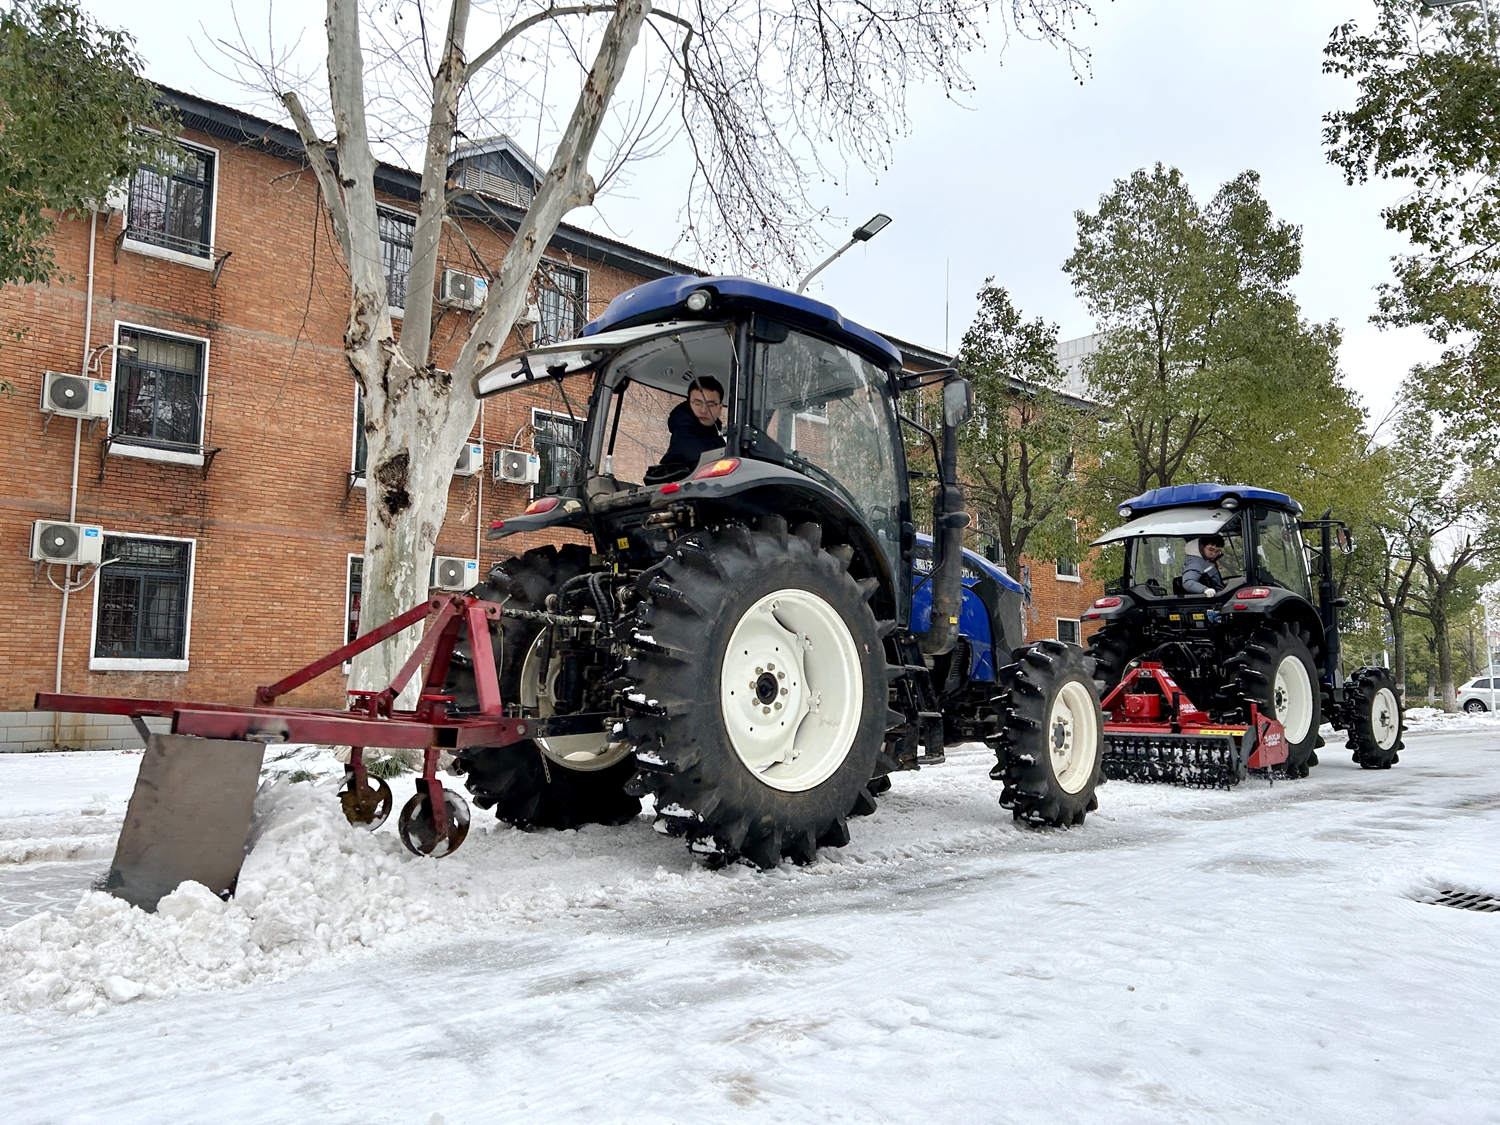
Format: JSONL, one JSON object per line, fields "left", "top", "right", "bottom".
{"left": 1126, "top": 517, "right": 1245, "bottom": 596}
{"left": 588, "top": 326, "right": 736, "bottom": 487}
{"left": 1252, "top": 508, "right": 1313, "bottom": 599}
{"left": 749, "top": 328, "right": 903, "bottom": 573}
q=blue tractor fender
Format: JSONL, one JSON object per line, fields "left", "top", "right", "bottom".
{"left": 910, "top": 534, "right": 1024, "bottom": 684}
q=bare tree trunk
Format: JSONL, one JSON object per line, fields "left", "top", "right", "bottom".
{"left": 1389, "top": 612, "right": 1406, "bottom": 703}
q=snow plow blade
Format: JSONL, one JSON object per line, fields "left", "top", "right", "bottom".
{"left": 1101, "top": 731, "right": 1247, "bottom": 789}
{"left": 105, "top": 734, "right": 267, "bottom": 912}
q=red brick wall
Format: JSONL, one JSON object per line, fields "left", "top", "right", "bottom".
{"left": 0, "top": 128, "right": 654, "bottom": 718}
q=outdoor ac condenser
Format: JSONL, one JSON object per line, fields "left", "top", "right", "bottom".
{"left": 439, "top": 269, "right": 488, "bottom": 311}
{"left": 41, "top": 372, "right": 112, "bottom": 420}
{"left": 453, "top": 443, "right": 484, "bottom": 477}
{"left": 431, "top": 556, "right": 479, "bottom": 592}
{"left": 31, "top": 520, "right": 104, "bottom": 566}
{"left": 495, "top": 448, "right": 540, "bottom": 485}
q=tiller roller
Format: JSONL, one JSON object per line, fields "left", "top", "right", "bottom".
{"left": 36, "top": 594, "right": 611, "bottom": 911}
{"left": 1099, "top": 663, "right": 1287, "bottom": 789}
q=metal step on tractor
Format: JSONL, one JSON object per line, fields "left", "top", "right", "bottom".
{"left": 35, "top": 276, "right": 1107, "bottom": 909}
{"left": 448, "top": 275, "right": 1106, "bottom": 866}
{"left": 1081, "top": 484, "right": 1404, "bottom": 788}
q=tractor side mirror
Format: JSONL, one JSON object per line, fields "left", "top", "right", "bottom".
{"left": 943, "top": 378, "right": 973, "bottom": 427}
{"left": 1337, "top": 528, "right": 1355, "bottom": 555}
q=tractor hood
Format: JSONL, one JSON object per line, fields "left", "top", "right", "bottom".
{"left": 1091, "top": 505, "right": 1239, "bottom": 547}
{"left": 474, "top": 320, "right": 714, "bottom": 397}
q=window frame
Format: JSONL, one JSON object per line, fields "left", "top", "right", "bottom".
{"left": 121, "top": 136, "right": 219, "bottom": 270}
{"left": 531, "top": 406, "right": 584, "bottom": 499}
{"left": 1055, "top": 518, "right": 1081, "bottom": 581}
{"left": 108, "top": 321, "right": 211, "bottom": 467}
{"left": 1056, "top": 618, "right": 1081, "bottom": 646}
{"left": 88, "top": 532, "right": 197, "bottom": 672}
{"left": 351, "top": 386, "right": 368, "bottom": 488}
{"left": 343, "top": 553, "right": 363, "bottom": 672}
{"left": 379, "top": 206, "right": 418, "bottom": 318}
{"left": 534, "top": 260, "right": 589, "bottom": 345}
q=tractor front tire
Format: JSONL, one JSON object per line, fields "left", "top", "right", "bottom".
{"left": 449, "top": 544, "right": 641, "bottom": 831}
{"left": 991, "top": 640, "right": 1105, "bottom": 826}
{"left": 1344, "top": 666, "right": 1404, "bottom": 770}
{"left": 1085, "top": 623, "right": 1138, "bottom": 697}
{"left": 623, "top": 518, "right": 887, "bottom": 868}
{"left": 1230, "top": 623, "right": 1322, "bottom": 778}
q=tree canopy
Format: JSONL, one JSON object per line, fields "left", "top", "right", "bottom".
{"left": 0, "top": 0, "right": 176, "bottom": 287}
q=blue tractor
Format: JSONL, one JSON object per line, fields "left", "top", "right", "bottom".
{"left": 445, "top": 276, "right": 1104, "bottom": 867}
{"left": 1082, "top": 484, "right": 1404, "bottom": 787}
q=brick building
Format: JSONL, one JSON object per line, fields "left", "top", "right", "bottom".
{"left": 0, "top": 88, "right": 1098, "bottom": 753}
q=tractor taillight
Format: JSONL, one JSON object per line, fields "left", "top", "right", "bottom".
{"left": 1093, "top": 596, "right": 1123, "bottom": 609}
{"left": 1236, "top": 587, "right": 1270, "bottom": 599}
{"left": 693, "top": 458, "right": 740, "bottom": 480}
{"left": 524, "top": 496, "right": 559, "bottom": 515}
{"left": 660, "top": 482, "right": 681, "bottom": 494}
{"left": 489, "top": 520, "right": 504, "bottom": 530}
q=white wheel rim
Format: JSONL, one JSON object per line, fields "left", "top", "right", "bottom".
{"left": 1273, "top": 654, "right": 1315, "bottom": 744}
{"left": 720, "top": 587, "right": 863, "bottom": 793}
{"left": 1047, "top": 679, "right": 1100, "bottom": 795}
{"left": 520, "top": 633, "right": 631, "bottom": 772}
{"left": 1371, "top": 687, "right": 1400, "bottom": 749}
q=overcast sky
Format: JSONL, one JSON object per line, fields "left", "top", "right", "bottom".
{"left": 82, "top": 0, "right": 1439, "bottom": 427}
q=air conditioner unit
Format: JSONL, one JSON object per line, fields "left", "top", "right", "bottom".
{"left": 431, "top": 555, "right": 479, "bottom": 592}
{"left": 454, "top": 442, "right": 484, "bottom": 477}
{"left": 439, "top": 269, "right": 488, "bottom": 311}
{"left": 104, "top": 180, "right": 129, "bottom": 216}
{"left": 494, "top": 448, "right": 541, "bottom": 485}
{"left": 31, "top": 520, "right": 104, "bottom": 566}
{"left": 41, "top": 372, "right": 112, "bottom": 420}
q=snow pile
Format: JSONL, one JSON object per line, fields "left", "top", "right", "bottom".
{"left": 1403, "top": 706, "right": 1500, "bottom": 734}
{"left": 0, "top": 781, "right": 425, "bottom": 1015}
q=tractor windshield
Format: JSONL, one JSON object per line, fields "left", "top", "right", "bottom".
{"left": 1252, "top": 507, "right": 1313, "bottom": 599}
{"left": 749, "top": 328, "right": 903, "bottom": 574}
{"left": 1125, "top": 517, "right": 1246, "bottom": 596}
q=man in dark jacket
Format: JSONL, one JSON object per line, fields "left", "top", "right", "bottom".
{"left": 658, "top": 375, "right": 725, "bottom": 476}
{"left": 1182, "top": 534, "right": 1226, "bottom": 594}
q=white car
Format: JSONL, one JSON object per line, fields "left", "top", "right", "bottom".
{"left": 1457, "top": 675, "right": 1500, "bottom": 713}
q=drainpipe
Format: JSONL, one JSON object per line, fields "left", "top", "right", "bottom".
{"left": 53, "top": 210, "right": 99, "bottom": 748}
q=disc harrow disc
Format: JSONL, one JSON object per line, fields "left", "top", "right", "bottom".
{"left": 339, "top": 776, "right": 394, "bottom": 829}
{"left": 397, "top": 786, "right": 471, "bottom": 857}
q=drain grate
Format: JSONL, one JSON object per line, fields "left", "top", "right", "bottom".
{"left": 1418, "top": 887, "right": 1500, "bottom": 913}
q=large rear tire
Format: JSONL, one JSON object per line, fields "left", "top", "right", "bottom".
{"left": 1344, "top": 666, "right": 1403, "bottom": 770}
{"left": 1085, "top": 623, "right": 1138, "bottom": 697}
{"left": 990, "top": 640, "right": 1105, "bottom": 826}
{"left": 623, "top": 518, "right": 887, "bottom": 868}
{"left": 449, "top": 545, "right": 641, "bottom": 830}
{"left": 1229, "top": 623, "right": 1322, "bottom": 778}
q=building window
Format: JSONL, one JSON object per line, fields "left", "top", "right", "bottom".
{"left": 532, "top": 409, "right": 583, "bottom": 497}
{"left": 1057, "top": 618, "right": 1081, "bottom": 646}
{"left": 380, "top": 209, "right": 415, "bottom": 314}
{"left": 346, "top": 556, "right": 363, "bottom": 645}
{"left": 353, "top": 388, "right": 368, "bottom": 480}
{"left": 113, "top": 327, "right": 206, "bottom": 450}
{"left": 93, "top": 535, "right": 193, "bottom": 667}
{"left": 536, "top": 264, "right": 587, "bottom": 344}
{"left": 125, "top": 142, "right": 216, "bottom": 260}
{"left": 1056, "top": 518, "right": 1080, "bottom": 580}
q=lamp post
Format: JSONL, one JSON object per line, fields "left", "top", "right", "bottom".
{"left": 1424, "top": 0, "right": 1498, "bottom": 59}
{"left": 795, "top": 213, "right": 892, "bottom": 294}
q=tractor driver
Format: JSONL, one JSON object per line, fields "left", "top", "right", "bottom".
{"left": 658, "top": 375, "right": 726, "bottom": 476}
{"left": 1182, "top": 534, "right": 1227, "bottom": 594}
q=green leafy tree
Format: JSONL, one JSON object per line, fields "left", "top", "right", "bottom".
{"left": 955, "top": 280, "right": 1091, "bottom": 577}
{"left": 1064, "top": 164, "right": 1367, "bottom": 527}
{"left": 0, "top": 0, "right": 176, "bottom": 287}
{"left": 1324, "top": 0, "right": 1500, "bottom": 456}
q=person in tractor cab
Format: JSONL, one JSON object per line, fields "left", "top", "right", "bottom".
{"left": 658, "top": 375, "right": 726, "bottom": 476}
{"left": 1182, "top": 534, "right": 1227, "bottom": 594}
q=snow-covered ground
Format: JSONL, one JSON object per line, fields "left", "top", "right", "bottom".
{"left": 1, "top": 720, "right": 1498, "bottom": 1124}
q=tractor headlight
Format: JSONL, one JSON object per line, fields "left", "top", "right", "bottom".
{"left": 1118, "top": 506, "right": 1133, "bottom": 520}
{"left": 1221, "top": 495, "right": 1240, "bottom": 510}
{"left": 685, "top": 289, "right": 711, "bottom": 312}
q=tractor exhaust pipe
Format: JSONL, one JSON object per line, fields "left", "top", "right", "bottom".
{"left": 920, "top": 377, "right": 973, "bottom": 657}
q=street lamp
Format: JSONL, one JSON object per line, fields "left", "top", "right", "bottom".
{"left": 1424, "top": 0, "right": 1497, "bottom": 58}
{"left": 795, "top": 213, "right": 892, "bottom": 295}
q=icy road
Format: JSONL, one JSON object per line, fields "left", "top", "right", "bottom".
{"left": 1, "top": 718, "right": 1497, "bottom": 1124}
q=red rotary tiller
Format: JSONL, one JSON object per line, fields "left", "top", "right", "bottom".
{"left": 37, "top": 594, "right": 608, "bottom": 911}
{"left": 1098, "top": 662, "right": 1288, "bottom": 789}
